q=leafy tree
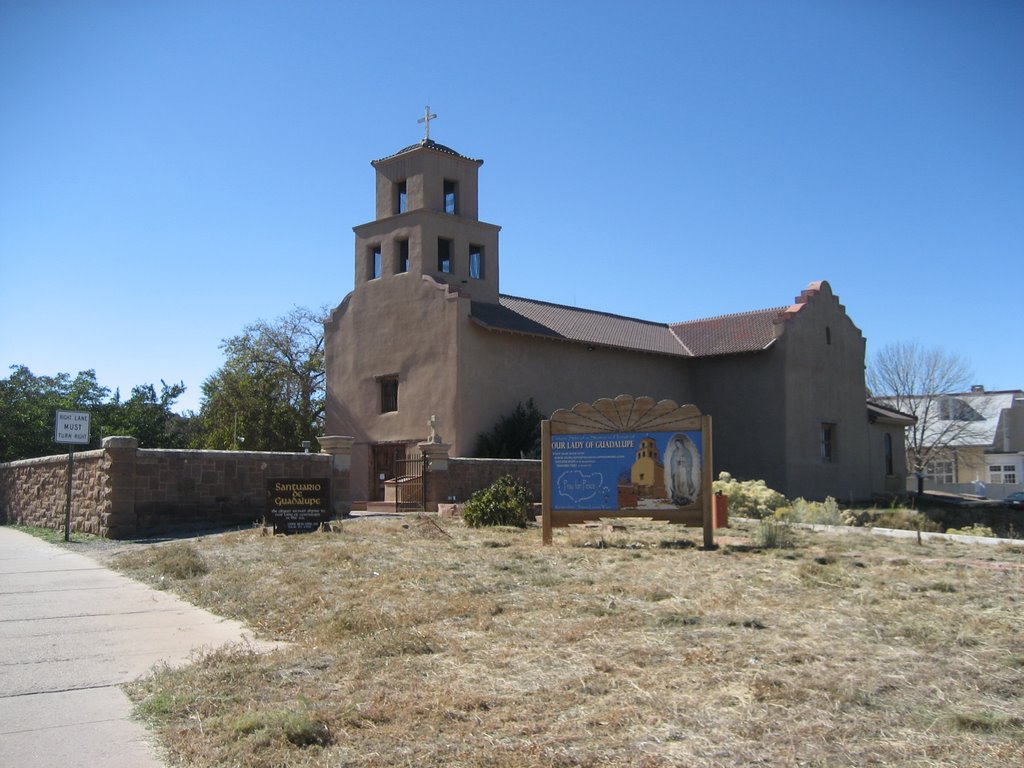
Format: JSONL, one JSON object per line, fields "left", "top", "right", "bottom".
{"left": 196, "top": 306, "right": 327, "bottom": 451}
{"left": 0, "top": 366, "right": 190, "bottom": 461}
{"left": 867, "top": 341, "right": 987, "bottom": 493}
{"left": 475, "top": 399, "right": 544, "bottom": 459}
{"left": 98, "top": 381, "right": 191, "bottom": 448}
{"left": 0, "top": 366, "right": 108, "bottom": 460}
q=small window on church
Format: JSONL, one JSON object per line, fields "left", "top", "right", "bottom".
{"left": 438, "top": 238, "right": 452, "bottom": 273}
{"left": 370, "top": 245, "right": 382, "bottom": 280}
{"left": 825, "top": 326, "right": 831, "bottom": 345}
{"left": 397, "top": 239, "right": 409, "bottom": 273}
{"left": 821, "top": 422, "right": 837, "bottom": 463}
{"left": 469, "top": 245, "right": 484, "bottom": 279}
{"left": 396, "top": 180, "right": 407, "bottom": 214}
{"left": 380, "top": 376, "right": 399, "bottom": 413}
{"left": 443, "top": 180, "right": 457, "bottom": 214}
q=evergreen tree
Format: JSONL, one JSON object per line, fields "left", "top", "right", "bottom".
{"left": 475, "top": 399, "right": 544, "bottom": 459}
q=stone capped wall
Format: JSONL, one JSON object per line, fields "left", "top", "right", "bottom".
{"left": 0, "top": 437, "right": 541, "bottom": 536}
{"left": 447, "top": 458, "right": 541, "bottom": 502}
{"left": 0, "top": 437, "right": 350, "bottom": 539}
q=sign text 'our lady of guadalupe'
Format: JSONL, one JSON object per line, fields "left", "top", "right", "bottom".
{"left": 541, "top": 396, "right": 714, "bottom": 547}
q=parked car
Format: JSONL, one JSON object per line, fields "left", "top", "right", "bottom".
{"left": 1004, "top": 491, "right": 1024, "bottom": 509}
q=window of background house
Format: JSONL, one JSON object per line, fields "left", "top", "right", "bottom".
{"left": 884, "top": 433, "right": 894, "bottom": 476}
{"left": 925, "top": 460, "right": 955, "bottom": 484}
{"left": 379, "top": 376, "right": 398, "bottom": 413}
{"left": 370, "top": 245, "right": 382, "bottom": 279}
{"left": 821, "top": 422, "right": 836, "bottom": 463}
{"left": 443, "top": 180, "right": 457, "bottom": 214}
{"left": 397, "top": 239, "right": 409, "bottom": 273}
{"left": 469, "top": 245, "right": 483, "bottom": 279}
{"left": 437, "top": 238, "right": 452, "bottom": 273}
{"left": 396, "top": 180, "right": 407, "bottom": 214}
{"left": 990, "top": 464, "right": 1017, "bottom": 484}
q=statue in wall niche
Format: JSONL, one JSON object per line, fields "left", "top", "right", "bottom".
{"left": 428, "top": 414, "right": 441, "bottom": 444}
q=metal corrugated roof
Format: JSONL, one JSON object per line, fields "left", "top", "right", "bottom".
{"left": 470, "top": 296, "right": 786, "bottom": 358}
{"left": 669, "top": 308, "right": 783, "bottom": 356}
{"left": 874, "top": 391, "right": 1023, "bottom": 448}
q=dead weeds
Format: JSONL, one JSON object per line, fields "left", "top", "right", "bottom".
{"left": 114, "top": 517, "right": 1024, "bottom": 767}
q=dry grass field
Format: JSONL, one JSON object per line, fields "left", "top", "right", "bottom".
{"left": 106, "top": 516, "right": 1024, "bottom": 768}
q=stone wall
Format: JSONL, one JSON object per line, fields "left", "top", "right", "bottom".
{"left": 447, "top": 457, "right": 542, "bottom": 502}
{"left": 0, "top": 436, "right": 538, "bottom": 536}
{"left": 0, "top": 449, "right": 108, "bottom": 534}
{"left": 0, "top": 437, "right": 351, "bottom": 539}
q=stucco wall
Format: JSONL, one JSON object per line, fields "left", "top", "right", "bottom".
{"left": 457, "top": 314, "right": 692, "bottom": 459}
{"left": 688, "top": 350, "right": 788, "bottom": 491}
{"left": 779, "top": 283, "right": 872, "bottom": 500}
{"left": 325, "top": 275, "right": 464, "bottom": 500}
{"left": 867, "top": 423, "right": 908, "bottom": 496}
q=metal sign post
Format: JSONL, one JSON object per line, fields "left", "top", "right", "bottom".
{"left": 54, "top": 410, "right": 90, "bottom": 541}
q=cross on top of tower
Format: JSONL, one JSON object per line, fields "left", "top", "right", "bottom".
{"left": 417, "top": 106, "right": 437, "bottom": 142}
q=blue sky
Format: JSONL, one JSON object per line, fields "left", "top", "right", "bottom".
{"left": 2, "top": 0, "right": 1021, "bottom": 414}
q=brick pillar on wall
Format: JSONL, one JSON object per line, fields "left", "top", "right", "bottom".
{"left": 102, "top": 436, "right": 138, "bottom": 539}
{"left": 418, "top": 441, "right": 451, "bottom": 511}
{"left": 317, "top": 435, "right": 354, "bottom": 518}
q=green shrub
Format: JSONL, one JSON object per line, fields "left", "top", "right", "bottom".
{"left": 775, "top": 496, "right": 851, "bottom": 526}
{"left": 475, "top": 399, "right": 543, "bottom": 459}
{"left": 872, "top": 507, "right": 940, "bottom": 533}
{"left": 463, "top": 475, "right": 533, "bottom": 528}
{"left": 946, "top": 524, "right": 997, "bottom": 538}
{"left": 231, "top": 708, "right": 332, "bottom": 747}
{"left": 755, "top": 518, "right": 796, "bottom": 549}
{"left": 712, "top": 472, "right": 786, "bottom": 518}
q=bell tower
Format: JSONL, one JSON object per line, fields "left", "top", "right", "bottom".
{"left": 352, "top": 109, "right": 501, "bottom": 304}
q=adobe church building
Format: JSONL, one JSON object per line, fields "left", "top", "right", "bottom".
{"left": 324, "top": 132, "right": 909, "bottom": 505}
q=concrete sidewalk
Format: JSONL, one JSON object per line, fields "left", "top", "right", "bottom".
{"left": 0, "top": 528, "right": 264, "bottom": 767}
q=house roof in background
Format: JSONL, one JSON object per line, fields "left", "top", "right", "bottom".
{"left": 874, "top": 390, "right": 1024, "bottom": 449}
{"left": 866, "top": 401, "right": 917, "bottom": 426}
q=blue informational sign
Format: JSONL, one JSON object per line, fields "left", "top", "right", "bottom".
{"left": 549, "top": 430, "right": 703, "bottom": 511}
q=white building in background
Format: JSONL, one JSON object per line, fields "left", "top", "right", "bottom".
{"left": 881, "top": 387, "right": 1024, "bottom": 497}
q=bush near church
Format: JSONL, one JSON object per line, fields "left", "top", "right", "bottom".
{"left": 462, "top": 474, "right": 533, "bottom": 528}
{"left": 712, "top": 472, "right": 787, "bottom": 518}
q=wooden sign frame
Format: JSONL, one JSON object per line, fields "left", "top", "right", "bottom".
{"left": 541, "top": 395, "right": 713, "bottom": 547}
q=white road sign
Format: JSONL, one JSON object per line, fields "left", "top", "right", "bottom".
{"left": 54, "top": 410, "right": 91, "bottom": 445}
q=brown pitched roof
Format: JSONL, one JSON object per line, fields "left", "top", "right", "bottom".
{"left": 470, "top": 295, "right": 785, "bottom": 359}
{"left": 669, "top": 309, "right": 783, "bottom": 356}
{"left": 373, "top": 139, "right": 482, "bottom": 166}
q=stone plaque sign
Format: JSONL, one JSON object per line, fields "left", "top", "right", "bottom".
{"left": 266, "top": 479, "right": 330, "bottom": 534}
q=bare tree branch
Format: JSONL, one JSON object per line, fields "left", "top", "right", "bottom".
{"left": 868, "top": 342, "right": 990, "bottom": 481}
